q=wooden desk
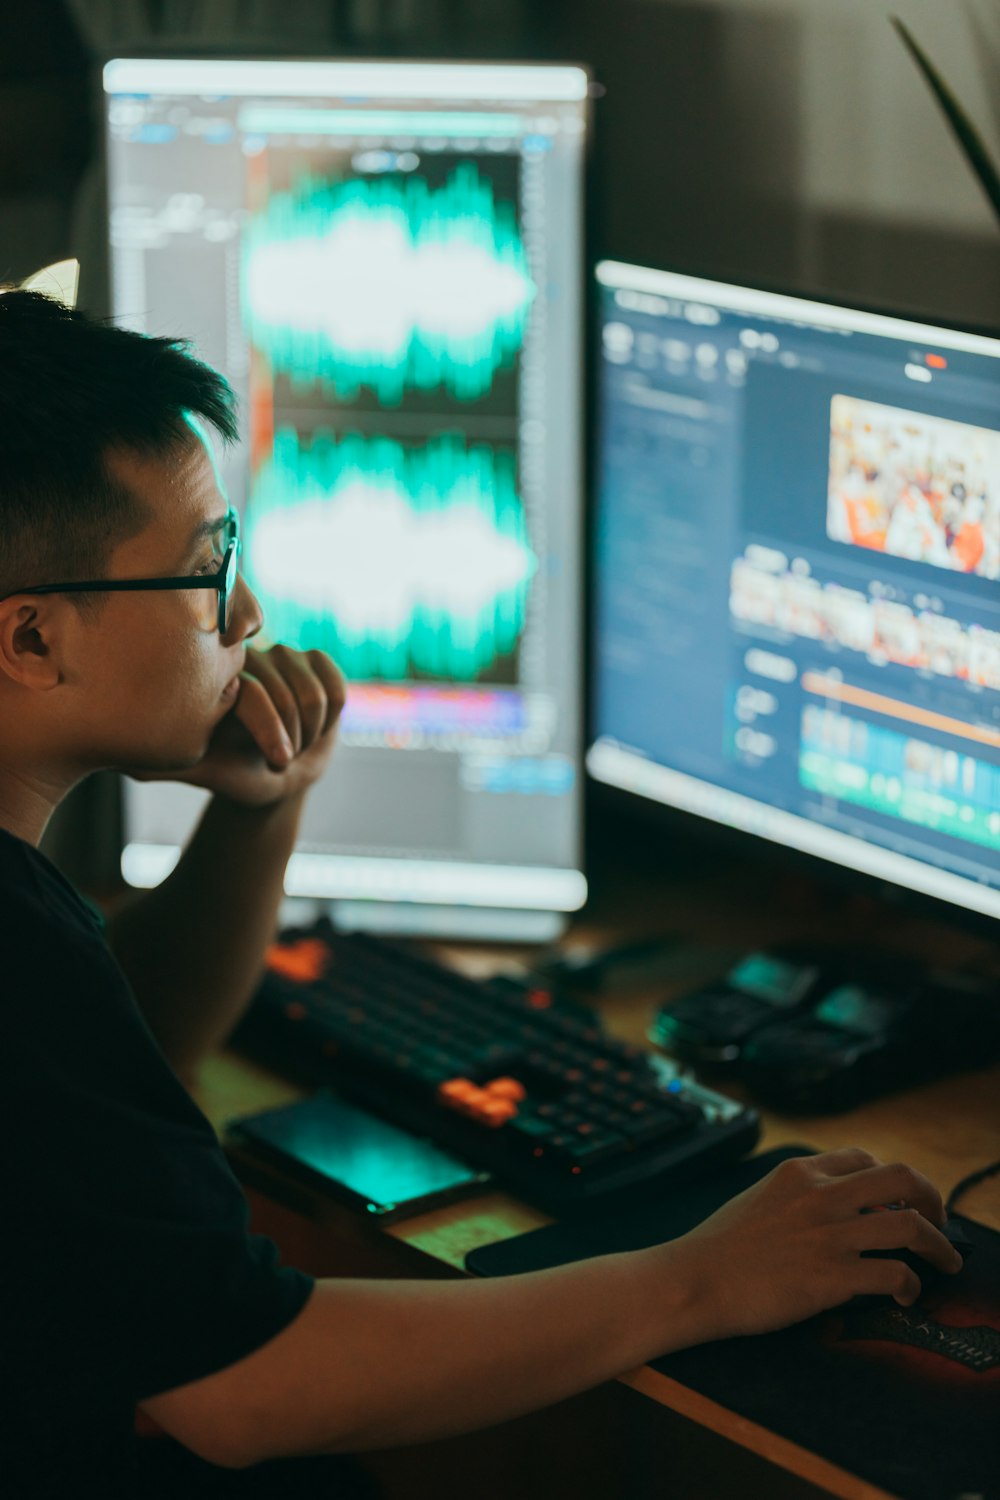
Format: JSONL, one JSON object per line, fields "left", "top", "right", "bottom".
{"left": 195, "top": 855, "right": 1000, "bottom": 1500}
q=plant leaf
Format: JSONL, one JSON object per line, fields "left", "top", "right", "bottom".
{"left": 892, "top": 15, "right": 1000, "bottom": 228}
{"left": 962, "top": 0, "right": 1000, "bottom": 142}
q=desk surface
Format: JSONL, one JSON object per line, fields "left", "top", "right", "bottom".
{"left": 196, "top": 852, "right": 1000, "bottom": 1500}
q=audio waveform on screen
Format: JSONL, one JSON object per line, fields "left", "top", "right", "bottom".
{"left": 243, "top": 164, "right": 535, "bottom": 404}
{"left": 246, "top": 428, "right": 536, "bottom": 681}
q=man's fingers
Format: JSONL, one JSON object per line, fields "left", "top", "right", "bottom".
{"left": 240, "top": 654, "right": 303, "bottom": 754}
{"left": 854, "top": 1206, "right": 963, "bottom": 1272}
{"left": 245, "top": 646, "right": 341, "bottom": 751}
{"left": 269, "top": 646, "right": 327, "bottom": 747}
{"left": 831, "top": 1161, "right": 947, "bottom": 1227}
{"left": 232, "top": 673, "right": 296, "bottom": 769}
{"left": 854, "top": 1258, "right": 923, "bottom": 1307}
{"left": 306, "top": 649, "right": 348, "bottom": 735}
{"left": 809, "top": 1148, "right": 881, "bottom": 1179}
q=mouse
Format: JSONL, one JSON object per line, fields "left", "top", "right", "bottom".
{"left": 855, "top": 1216, "right": 973, "bottom": 1306}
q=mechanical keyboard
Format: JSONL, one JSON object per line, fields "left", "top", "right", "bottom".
{"left": 231, "top": 921, "right": 760, "bottom": 1215}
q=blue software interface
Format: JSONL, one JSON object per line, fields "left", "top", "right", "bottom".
{"left": 104, "top": 60, "right": 587, "bottom": 923}
{"left": 589, "top": 261, "right": 1000, "bottom": 921}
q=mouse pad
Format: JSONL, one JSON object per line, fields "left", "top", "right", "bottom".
{"left": 466, "top": 1148, "right": 1000, "bottom": 1500}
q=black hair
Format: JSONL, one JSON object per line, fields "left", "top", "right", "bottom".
{"left": 0, "top": 289, "right": 238, "bottom": 597}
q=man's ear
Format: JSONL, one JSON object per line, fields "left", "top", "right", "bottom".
{"left": 0, "top": 597, "right": 65, "bottom": 689}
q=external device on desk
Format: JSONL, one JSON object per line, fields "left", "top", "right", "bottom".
{"left": 105, "top": 57, "right": 589, "bottom": 941}
{"left": 651, "top": 947, "right": 830, "bottom": 1064}
{"left": 737, "top": 963, "right": 1000, "bottom": 1111}
{"left": 652, "top": 945, "right": 1000, "bottom": 1110}
{"left": 230, "top": 1089, "right": 491, "bottom": 1222}
{"left": 230, "top": 919, "right": 760, "bottom": 1216}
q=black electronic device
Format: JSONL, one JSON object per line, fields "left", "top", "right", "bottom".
{"left": 650, "top": 947, "right": 830, "bottom": 1065}
{"left": 856, "top": 1216, "right": 974, "bottom": 1306}
{"left": 738, "top": 967, "right": 1000, "bottom": 1113}
{"left": 230, "top": 920, "right": 760, "bottom": 1216}
{"left": 229, "top": 1089, "right": 491, "bottom": 1223}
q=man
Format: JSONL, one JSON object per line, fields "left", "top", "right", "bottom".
{"left": 0, "top": 287, "right": 962, "bottom": 1497}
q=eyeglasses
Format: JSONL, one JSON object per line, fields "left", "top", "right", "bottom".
{"left": 6, "top": 509, "right": 241, "bottom": 634}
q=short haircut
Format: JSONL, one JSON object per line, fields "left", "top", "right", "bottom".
{"left": 0, "top": 290, "right": 238, "bottom": 598}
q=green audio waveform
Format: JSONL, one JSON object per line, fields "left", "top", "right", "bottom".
{"left": 245, "top": 428, "right": 536, "bottom": 681}
{"left": 243, "top": 163, "right": 535, "bottom": 404}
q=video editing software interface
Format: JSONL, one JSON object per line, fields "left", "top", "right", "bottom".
{"left": 105, "top": 59, "right": 587, "bottom": 920}
{"left": 590, "top": 262, "right": 1000, "bottom": 922}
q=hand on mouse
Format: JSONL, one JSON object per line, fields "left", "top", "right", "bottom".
{"left": 664, "top": 1148, "right": 964, "bottom": 1340}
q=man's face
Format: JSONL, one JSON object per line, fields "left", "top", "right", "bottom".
{"left": 65, "top": 435, "right": 263, "bottom": 772}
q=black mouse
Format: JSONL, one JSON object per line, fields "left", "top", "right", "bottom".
{"left": 856, "top": 1217, "right": 973, "bottom": 1305}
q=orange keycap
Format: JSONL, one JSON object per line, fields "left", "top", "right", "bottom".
{"left": 485, "top": 1077, "right": 526, "bottom": 1102}
{"left": 437, "top": 1078, "right": 480, "bottom": 1105}
{"left": 479, "top": 1099, "right": 518, "bottom": 1127}
{"left": 265, "top": 938, "right": 329, "bottom": 984}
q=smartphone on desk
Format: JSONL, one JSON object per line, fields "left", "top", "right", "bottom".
{"left": 229, "top": 1090, "right": 492, "bottom": 1223}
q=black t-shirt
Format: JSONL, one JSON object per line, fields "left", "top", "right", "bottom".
{"left": 1, "top": 827, "right": 315, "bottom": 1497}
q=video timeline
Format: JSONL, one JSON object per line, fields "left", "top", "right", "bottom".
{"left": 801, "top": 704, "right": 1000, "bottom": 855}
{"left": 730, "top": 552, "right": 1000, "bottom": 690}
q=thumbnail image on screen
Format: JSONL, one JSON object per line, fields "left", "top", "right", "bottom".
{"left": 827, "top": 394, "right": 1000, "bottom": 580}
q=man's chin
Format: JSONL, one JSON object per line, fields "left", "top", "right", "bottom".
{"left": 111, "top": 700, "right": 246, "bottom": 777}
{"left": 112, "top": 730, "right": 217, "bottom": 778}
{"left": 114, "top": 747, "right": 207, "bottom": 779}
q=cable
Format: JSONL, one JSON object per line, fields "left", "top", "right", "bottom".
{"left": 946, "top": 1156, "right": 1000, "bottom": 1216}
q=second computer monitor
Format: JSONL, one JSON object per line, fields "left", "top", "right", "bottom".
{"left": 590, "top": 260, "right": 1000, "bottom": 924}
{"left": 105, "top": 58, "right": 588, "bottom": 937}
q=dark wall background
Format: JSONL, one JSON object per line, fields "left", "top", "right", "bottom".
{"left": 0, "top": 3, "right": 89, "bottom": 283}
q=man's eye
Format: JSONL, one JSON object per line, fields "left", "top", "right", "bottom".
{"left": 194, "top": 557, "right": 220, "bottom": 577}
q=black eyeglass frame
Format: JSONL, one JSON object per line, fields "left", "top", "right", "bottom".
{"left": 5, "top": 510, "right": 241, "bottom": 634}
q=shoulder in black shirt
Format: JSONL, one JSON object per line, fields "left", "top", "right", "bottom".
{"left": 0, "top": 827, "right": 314, "bottom": 1498}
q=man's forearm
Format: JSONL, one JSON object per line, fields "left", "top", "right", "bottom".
{"left": 147, "top": 1241, "right": 707, "bottom": 1467}
{"left": 318, "top": 1245, "right": 702, "bottom": 1456}
{"left": 106, "top": 791, "right": 306, "bottom": 1080}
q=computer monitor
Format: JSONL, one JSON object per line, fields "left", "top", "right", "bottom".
{"left": 589, "top": 260, "right": 1000, "bottom": 925}
{"left": 104, "top": 58, "right": 588, "bottom": 939}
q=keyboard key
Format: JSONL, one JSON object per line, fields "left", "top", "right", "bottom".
{"left": 565, "top": 1131, "right": 628, "bottom": 1165}
{"left": 619, "top": 1110, "right": 696, "bottom": 1147}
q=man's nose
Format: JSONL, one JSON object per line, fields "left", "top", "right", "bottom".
{"left": 225, "top": 573, "right": 264, "bottom": 644}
